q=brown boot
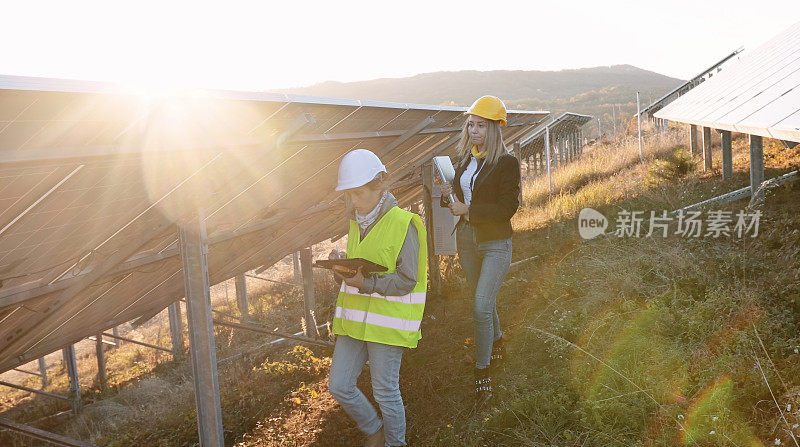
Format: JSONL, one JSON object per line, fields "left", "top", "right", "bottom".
{"left": 364, "top": 426, "right": 384, "bottom": 447}
{"left": 490, "top": 336, "right": 506, "bottom": 369}
{"left": 474, "top": 367, "right": 493, "bottom": 409}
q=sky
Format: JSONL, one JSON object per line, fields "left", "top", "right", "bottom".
{"left": 1, "top": 0, "right": 798, "bottom": 92}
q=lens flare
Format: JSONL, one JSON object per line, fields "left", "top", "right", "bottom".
{"left": 681, "top": 375, "right": 763, "bottom": 446}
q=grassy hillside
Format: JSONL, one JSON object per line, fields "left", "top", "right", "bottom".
{"left": 276, "top": 66, "right": 684, "bottom": 137}
{"left": 2, "top": 126, "right": 798, "bottom": 446}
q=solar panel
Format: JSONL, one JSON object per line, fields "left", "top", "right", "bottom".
{"left": 640, "top": 49, "right": 742, "bottom": 119}
{"left": 0, "top": 74, "right": 549, "bottom": 372}
{"left": 516, "top": 112, "right": 593, "bottom": 160}
{"left": 655, "top": 21, "right": 800, "bottom": 143}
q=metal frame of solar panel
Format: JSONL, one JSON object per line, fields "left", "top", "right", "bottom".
{"left": 0, "top": 74, "right": 548, "bottom": 445}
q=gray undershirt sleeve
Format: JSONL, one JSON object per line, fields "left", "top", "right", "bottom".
{"left": 359, "top": 222, "right": 419, "bottom": 296}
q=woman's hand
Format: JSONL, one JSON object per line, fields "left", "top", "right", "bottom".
{"left": 439, "top": 182, "right": 453, "bottom": 197}
{"left": 448, "top": 200, "right": 470, "bottom": 216}
{"left": 342, "top": 266, "right": 365, "bottom": 289}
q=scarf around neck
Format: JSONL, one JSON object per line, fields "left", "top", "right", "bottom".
{"left": 471, "top": 144, "right": 487, "bottom": 159}
{"left": 355, "top": 191, "right": 388, "bottom": 231}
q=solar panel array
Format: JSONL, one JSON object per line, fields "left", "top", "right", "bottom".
{"left": 640, "top": 49, "right": 742, "bottom": 119}
{"left": 0, "top": 74, "right": 549, "bottom": 373}
{"left": 655, "top": 21, "right": 800, "bottom": 143}
{"left": 516, "top": 112, "right": 593, "bottom": 160}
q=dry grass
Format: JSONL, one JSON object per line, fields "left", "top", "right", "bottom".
{"left": 1, "top": 124, "right": 799, "bottom": 446}
{"left": 515, "top": 129, "right": 685, "bottom": 231}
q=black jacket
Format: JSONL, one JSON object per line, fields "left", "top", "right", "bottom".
{"left": 442, "top": 153, "right": 521, "bottom": 244}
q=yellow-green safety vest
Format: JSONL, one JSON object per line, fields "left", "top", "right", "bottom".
{"left": 332, "top": 206, "right": 428, "bottom": 348}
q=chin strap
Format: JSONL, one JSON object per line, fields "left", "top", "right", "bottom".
{"left": 471, "top": 145, "right": 486, "bottom": 159}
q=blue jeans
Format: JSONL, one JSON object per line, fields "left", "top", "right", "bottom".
{"left": 329, "top": 335, "right": 406, "bottom": 446}
{"left": 456, "top": 223, "right": 512, "bottom": 369}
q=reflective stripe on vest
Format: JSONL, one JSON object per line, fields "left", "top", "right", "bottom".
{"left": 332, "top": 206, "right": 428, "bottom": 348}
{"left": 334, "top": 306, "right": 422, "bottom": 333}
{"left": 339, "top": 283, "right": 426, "bottom": 305}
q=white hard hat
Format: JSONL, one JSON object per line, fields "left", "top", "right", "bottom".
{"left": 335, "top": 149, "right": 387, "bottom": 191}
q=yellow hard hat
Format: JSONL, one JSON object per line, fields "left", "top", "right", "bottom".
{"left": 466, "top": 95, "right": 507, "bottom": 126}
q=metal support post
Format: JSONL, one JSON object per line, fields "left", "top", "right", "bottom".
{"left": 234, "top": 275, "right": 249, "bottom": 320}
{"left": 570, "top": 133, "right": 576, "bottom": 162}
{"left": 545, "top": 126, "right": 553, "bottom": 197}
{"left": 568, "top": 134, "right": 573, "bottom": 162}
{"left": 574, "top": 132, "right": 579, "bottom": 159}
{"left": 597, "top": 118, "right": 602, "bottom": 140}
{"left": 38, "top": 357, "right": 48, "bottom": 388}
{"left": 95, "top": 334, "right": 107, "bottom": 390}
{"left": 112, "top": 326, "right": 120, "bottom": 347}
{"left": 556, "top": 138, "right": 561, "bottom": 167}
{"left": 574, "top": 132, "right": 579, "bottom": 160}
{"left": 721, "top": 130, "right": 733, "bottom": 180}
{"left": 61, "top": 345, "right": 81, "bottom": 414}
{"left": 553, "top": 138, "right": 559, "bottom": 168}
{"left": 179, "top": 211, "right": 224, "bottom": 447}
{"left": 702, "top": 126, "right": 713, "bottom": 171}
{"left": 299, "top": 246, "right": 319, "bottom": 338}
{"left": 168, "top": 302, "right": 184, "bottom": 358}
{"left": 292, "top": 251, "right": 301, "bottom": 284}
{"left": 749, "top": 135, "right": 765, "bottom": 202}
{"left": 689, "top": 125, "right": 700, "bottom": 157}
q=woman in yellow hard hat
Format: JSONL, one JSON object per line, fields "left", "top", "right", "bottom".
{"left": 439, "top": 95, "right": 520, "bottom": 408}
{"left": 327, "top": 149, "right": 428, "bottom": 447}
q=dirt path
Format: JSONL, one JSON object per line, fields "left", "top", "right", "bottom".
{"left": 237, "top": 378, "right": 363, "bottom": 446}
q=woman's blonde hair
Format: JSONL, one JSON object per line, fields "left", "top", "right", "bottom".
{"left": 455, "top": 117, "right": 509, "bottom": 168}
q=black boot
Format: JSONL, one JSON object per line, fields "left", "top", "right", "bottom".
{"left": 474, "top": 367, "right": 493, "bottom": 409}
{"left": 490, "top": 336, "right": 506, "bottom": 369}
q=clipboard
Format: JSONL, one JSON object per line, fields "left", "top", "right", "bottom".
{"left": 313, "top": 258, "right": 388, "bottom": 277}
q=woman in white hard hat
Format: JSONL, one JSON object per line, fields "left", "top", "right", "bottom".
{"left": 327, "top": 149, "right": 427, "bottom": 447}
{"left": 439, "top": 95, "right": 520, "bottom": 408}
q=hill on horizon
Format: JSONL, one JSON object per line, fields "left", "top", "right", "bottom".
{"left": 274, "top": 65, "right": 684, "bottom": 137}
